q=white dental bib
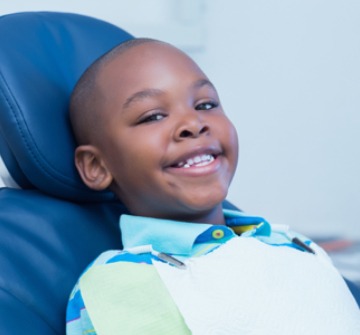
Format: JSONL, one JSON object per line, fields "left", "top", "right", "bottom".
{"left": 153, "top": 237, "right": 360, "bottom": 335}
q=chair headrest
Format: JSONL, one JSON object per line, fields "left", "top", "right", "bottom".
{"left": 0, "top": 12, "right": 133, "bottom": 202}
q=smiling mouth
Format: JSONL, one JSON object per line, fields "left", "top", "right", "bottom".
{"left": 173, "top": 154, "right": 216, "bottom": 169}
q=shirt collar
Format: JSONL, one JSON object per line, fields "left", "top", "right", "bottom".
{"left": 120, "top": 209, "right": 271, "bottom": 256}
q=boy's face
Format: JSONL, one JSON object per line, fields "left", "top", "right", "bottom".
{"left": 89, "top": 42, "right": 238, "bottom": 223}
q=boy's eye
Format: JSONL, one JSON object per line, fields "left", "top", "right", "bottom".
{"left": 195, "top": 101, "right": 218, "bottom": 111}
{"left": 138, "top": 112, "right": 166, "bottom": 124}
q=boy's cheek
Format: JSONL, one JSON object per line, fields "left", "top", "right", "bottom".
{"left": 225, "top": 124, "right": 239, "bottom": 157}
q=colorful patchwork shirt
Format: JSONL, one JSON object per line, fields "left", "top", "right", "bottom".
{"left": 66, "top": 209, "right": 358, "bottom": 335}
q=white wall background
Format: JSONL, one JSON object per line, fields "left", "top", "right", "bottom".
{"left": 1, "top": 0, "right": 359, "bottom": 238}
{"left": 201, "top": 1, "right": 360, "bottom": 239}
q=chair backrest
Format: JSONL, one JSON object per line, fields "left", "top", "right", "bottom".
{"left": 0, "top": 12, "right": 133, "bottom": 335}
{"left": 0, "top": 11, "right": 133, "bottom": 201}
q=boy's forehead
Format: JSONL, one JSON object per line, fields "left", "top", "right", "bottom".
{"left": 110, "top": 41, "right": 187, "bottom": 66}
{"left": 93, "top": 41, "right": 209, "bottom": 124}
{"left": 98, "top": 41, "right": 204, "bottom": 87}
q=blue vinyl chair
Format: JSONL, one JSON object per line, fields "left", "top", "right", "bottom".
{"left": 0, "top": 11, "right": 358, "bottom": 335}
{"left": 0, "top": 11, "right": 132, "bottom": 335}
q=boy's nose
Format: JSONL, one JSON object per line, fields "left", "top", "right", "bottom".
{"left": 174, "top": 113, "right": 209, "bottom": 141}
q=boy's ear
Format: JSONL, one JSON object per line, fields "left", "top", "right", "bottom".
{"left": 74, "top": 145, "right": 113, "bottom": 191}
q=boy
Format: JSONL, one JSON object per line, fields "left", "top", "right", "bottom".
{"left": 66, "top": 38, "right": 360, "bottom": 334}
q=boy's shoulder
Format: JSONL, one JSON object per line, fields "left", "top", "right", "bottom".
{"left": 66, "top": 249, "right": 153, "bottom": 325}
{"left": 85, "top": 249, "right": 153, "bottom": 269}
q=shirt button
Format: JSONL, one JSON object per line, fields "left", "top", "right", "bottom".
{"left": 212, "top": 229, "right": 225, "bottom": 240}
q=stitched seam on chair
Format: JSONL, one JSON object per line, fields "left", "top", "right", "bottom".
{"left": 0, "top": 286, "right": 60, "bottom": 335}
{"left": 0, "top": 69, "right": 79, "bottom": 189}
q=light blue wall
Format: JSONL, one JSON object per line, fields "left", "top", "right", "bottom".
{"left": 1, "top": 0, "right": 359, "bottom": 237}
{"left": 200, "top": 0, "right": 360, "bottom": 238}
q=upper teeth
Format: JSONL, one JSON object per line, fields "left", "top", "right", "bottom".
{"left": 177, "top": 154, "right": 214, "bottom": 168}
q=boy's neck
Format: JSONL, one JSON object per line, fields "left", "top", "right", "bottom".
{"left": 179, "top": 205, "right": 226, "bottom": 226}
{"left": 130, "top": 205, "right": 226, "bottom": 226}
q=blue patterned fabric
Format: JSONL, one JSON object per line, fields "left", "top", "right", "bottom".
{"left": 66, "top": 209, "right": 317, "bottom": 334}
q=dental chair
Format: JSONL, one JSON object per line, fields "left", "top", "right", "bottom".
{"left": 0, "top": 11, "right": 359, "bottom": 335}
{"left": 0, "top": 11, "right": 132, "bottom": 335}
